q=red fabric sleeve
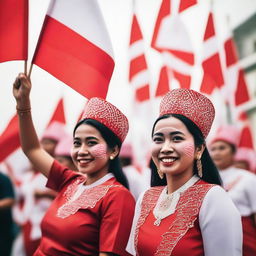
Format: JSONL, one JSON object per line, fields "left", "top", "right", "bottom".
{"left": 99, "top": 186, "right": 135, "bottom": 256}
{"left": 46, "top": 160, "right": 81, "bottom": 192}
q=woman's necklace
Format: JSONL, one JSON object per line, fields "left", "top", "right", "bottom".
{"left": 153, "top": 175, "right": 199, "bottom": 226}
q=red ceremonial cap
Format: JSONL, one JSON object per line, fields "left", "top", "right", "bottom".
{"left": 159, "top": 89, "right": 215, "bottom": 138}
{"left": 81, "top": 97, "right": 129, "bottom": 143}
{"left": 210, "top": 125, "right": 240, "bottom": 148}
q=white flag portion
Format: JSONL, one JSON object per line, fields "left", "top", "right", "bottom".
{"left": 151, "top": 0, "right": 196, "bottom": 89}
{"left": 32, "top": 0, "right": 114, "bottom": 99}
{"left": 129, "top": 13, "right": 150, "bottom": 102}
{"left": 200, "top": 11, "right": 224, "bottom": 95}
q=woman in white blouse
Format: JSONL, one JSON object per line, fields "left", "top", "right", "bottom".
{"left": 126, "top": 89, "right": 242, "bottom": 256}
{"left": 210, "top": 125, "right": 256, "bottom": 256}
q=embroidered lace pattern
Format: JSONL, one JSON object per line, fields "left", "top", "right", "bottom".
{"left": 135, "top": 183, "right": 214, "bottom": 255}
{"left": 134, "top": 187, "right": 164, "bottom": 255}
{"left": 57, "top": 177, "right": 121, "bottom": 219}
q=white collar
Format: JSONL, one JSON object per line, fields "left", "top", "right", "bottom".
{"left": 71, "top": 173, "right": 114, "bottom": 201}
{"left": 153, "top": 175, "right": 199, "bottom": 226}
{"left": 83, "top": 173, "right": 114, "bottom": 190}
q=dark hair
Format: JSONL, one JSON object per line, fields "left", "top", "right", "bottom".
{"left": 150, "top": 114, "right": 222, "bottom": 186}
{"left": 73, "top": 119, "right": 129, "bottom": 189}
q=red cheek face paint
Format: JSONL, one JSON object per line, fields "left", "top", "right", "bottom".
{"left": 90, "top": 144, "right": 107, "bottom": 159}
{"left": 182, "top": 142, "right": 195, "bottom": 158}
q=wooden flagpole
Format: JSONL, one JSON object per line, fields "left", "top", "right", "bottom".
{"left": 24, "top": 60, "right": 27, "bottom": 76}
{"left": 28, "top": 63, "right": 33, "bottom": 79}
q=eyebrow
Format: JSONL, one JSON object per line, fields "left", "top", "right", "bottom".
{"left": 153, "top": 131, "right": 185, "bottom": 137}
{"left": 73, "top": 136, "right": 99, "bottom": 141}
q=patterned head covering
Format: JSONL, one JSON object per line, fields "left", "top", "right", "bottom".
{"left": 54, "top": 135, "right": 73, "bottom": 157}
{"left": 159, "top": 89, "right": 215, "bottom": 138}
{"left": 210, "top": 125, "right": 240, "bottom": 148}
{"left": 234, "top": 147, "right": 256, "bottom": 172}
{"left": 41, "top": 121, "right": 67, "bottom": 142}
{"left": 81, "top": 97, "right": 129, "bottom": 143}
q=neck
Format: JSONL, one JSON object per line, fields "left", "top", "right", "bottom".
{"left": 84, "top": 170, "right": 109, "bottom": 185}
{"left": 219, "top": 163, "right": 233, "bottom": 171}
{"left": 165, "top": 171, "right": 194, "bottom": 194}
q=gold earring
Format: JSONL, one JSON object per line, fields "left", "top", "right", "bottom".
{"left": 110, "top": 156, "right": 114, "bottom": 160}
{"left": 157, "top": 169, "right": 164, "bottom": 179}
{"left": 197, "top": 158, "right": 203, "bottom": 178}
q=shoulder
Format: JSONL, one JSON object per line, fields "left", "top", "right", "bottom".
{"left": 200, "top": 185, "right": 240, "bottom": 218}
{"left": 235, "top": 168, "right": 256, "bottom": 185}
{"left": 105, "top": 182, "right": 135, "bottom": 202}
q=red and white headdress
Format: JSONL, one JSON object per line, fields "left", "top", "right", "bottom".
{"left": 81, "top": 97, "right": 129, "bottom": 143}
{"left": 41, "top": 121, "right": 67, "bottom": 142}
{"left": 159, "top": 89, "right": 215, "bottom": 138}
{"left": 234, "top": 147, "right": 256, "bottom": 172}
{"left": 210, "top": 125, "right": 240, "bottom": 148}
{"left": 55, "top": 135, "right": 73, "bottom": 157}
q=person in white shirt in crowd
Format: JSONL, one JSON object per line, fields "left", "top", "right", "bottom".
{"left": 209, "top": 125, "right": 256, "bottom": 256}
{"left": 119, "top": 143, "right": 150, "bottom": 200}
{"left": 12, "top": 122, "right": 63, "bottom": 256}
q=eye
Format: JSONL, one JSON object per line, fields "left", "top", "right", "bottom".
{"left": 73, "top": 140, "right": 81, "bottom": 147}
{"left": 172, "top": 135, "right": 184, "bottom": 142}
{"left": 87, "top": 140, "right": 98, "bottom": 146}
{"left": 152, "top": 136, "right": 163, "bottom": 143}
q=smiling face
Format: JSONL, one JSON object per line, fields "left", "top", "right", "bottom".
{"left": 151, "top": 116, "right": 202, "bottom": 180}
{"left": 71, "top": 124, "right": 115, "bottom": 178}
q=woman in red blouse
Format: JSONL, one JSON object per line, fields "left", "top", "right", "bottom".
{"left": 13, "top": 73, "right": 135, "bottom": 256}
{"left": 126, "top": 89, "right": 242, "bottom": 256}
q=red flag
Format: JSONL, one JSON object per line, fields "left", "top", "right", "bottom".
{"left": 151, "top": 0, "right": 196, "bottom": 89}
{"left": 0, "top": 98, "right": 66, "bottom": 163}
{"left": 239, "top": 125, "right": 254, "bottom": 149}
{"left": 47, "top": 98, "right": 66, "bottom": 126}
{"left": 129, "top": 14, "right": 150, "bottom": 102}
{"left": 0, "top": 0, "right": 28, "bottom": 63}
{"left": 32, "top": 0, "right": 114, "bottom": 99}
{"left": 0, "top": 115, "right": 20, "bottom": 162}
{"left": 200, "top": 12, "right": 224, "bottom": 94}
{"left": 224, "top": 37, "right": 250, "bottom": 106}
{"left": 155, "top": 66, "right": 170, "bottom": 97}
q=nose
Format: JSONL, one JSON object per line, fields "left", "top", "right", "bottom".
{"left": 160, "top": 140, "right": 174, "bottom": 153}
{"left": 77, "top": 143, "right": 89, "bottom": 155}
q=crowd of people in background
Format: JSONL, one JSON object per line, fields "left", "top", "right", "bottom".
{"left": 0, "top": 73, "right": 256, "bottom": 255}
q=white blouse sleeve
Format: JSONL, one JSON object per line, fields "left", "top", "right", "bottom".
{"left": 199, "top": 186, "right": 243, "bottom": 256}
{"left": 126, "top": 191, "right": 145, "bottom": 255}
{"left": 245, "top": 174, "right": 256, "bottom": 213}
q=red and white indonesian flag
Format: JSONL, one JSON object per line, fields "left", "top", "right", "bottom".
{"left": 128, "top": 11, "right": 153, "bottom": 168}
{"left": 129, "top": 14, "right": 150, "bottom": 102}
{"left": 32, "top": 0, "right": 114, "bottom": 99}
{"left": 200, "top": 12, "right": 224, "bottom": 94}
{"left": 0, "top": 115, "right": 20, "bottom": 163}
{"left": 151, "top": 0, "right": 196, "bottom": 89}
{"left": 0, "top": 0, "right": 28, "bottom": 63}
{"left": 224, "top": 35, "right": 250, "bottom": 108}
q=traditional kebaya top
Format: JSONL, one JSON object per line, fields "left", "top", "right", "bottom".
{"left": 34, "top": 160, "right": 135, "bottom": 256}
{"left": 126, "top": 176, "right": 242, "bottom": 256}
{"left": 219, "top": 166, "right": 256, "bottom": 216}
